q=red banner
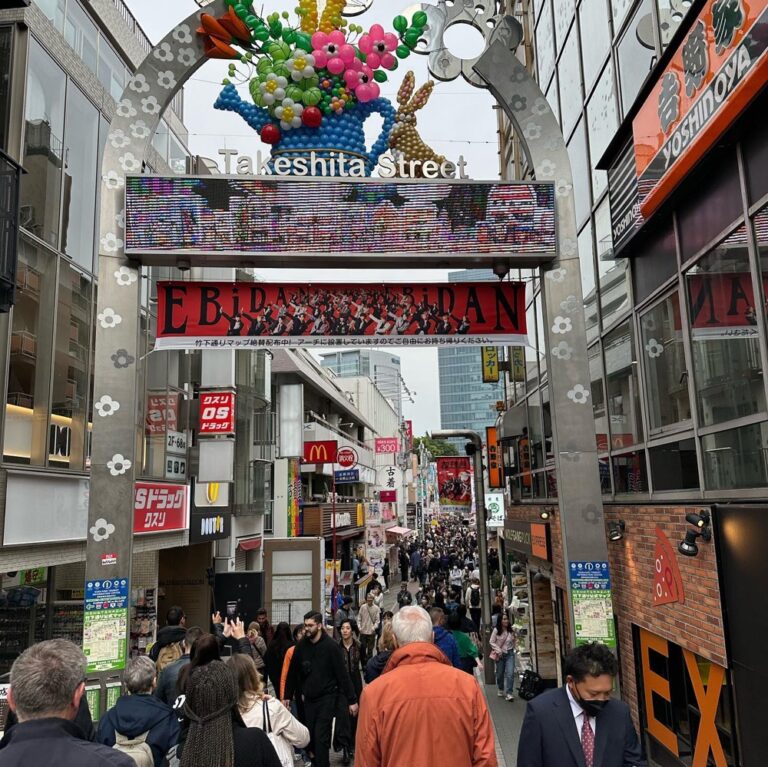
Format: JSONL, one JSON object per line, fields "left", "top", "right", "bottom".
{"left": 155, "top": 281, "right": 528, "bottom": 349}
{"left": 404, "top": 420, "right": 413, "bottom": 450}
{"left": 133, "top": 482, "right": 189, "bottom": 534}
{"left": 304, "top": 440, "right": 338, "bottom": 464}
{"left": 437, "top": 457, "right": 472, "bottom": 514}
{"left": 199, "top": 391, "right": 236, "bottom": 435}
{"left": 686, "top": 272, "right": 764, "bottom": 339}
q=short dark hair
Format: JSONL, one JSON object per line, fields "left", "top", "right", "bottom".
{"left": 430, "top": 607, "right": 445, "bottom": 626}
{"left": 564, "top": 642, "right": 618, "bottom": 682}
{"left": 255, "top": 608, "right": 267, "bottom": 617}
{"left": 167, "top": 606, "right": 185, "bottom": 626}
{"left": 185, "top": 626, "right": 204, "bottom": 648}
{"left": 303, "top": 610, "right": 323, "bottom": 624}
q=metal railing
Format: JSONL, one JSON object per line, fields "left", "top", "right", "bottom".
{"left": 109, "top": 0, "right": 152, "bottom": 56}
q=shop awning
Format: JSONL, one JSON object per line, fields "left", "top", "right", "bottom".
{"left": 237, "top": 537, "right": 262, "bottom": 551}
{"left": 385, "top": 526, "right": 414, "bottom": 537}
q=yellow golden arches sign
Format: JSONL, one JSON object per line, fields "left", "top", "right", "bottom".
{"left": 206, "top": 483, "right": 220, "bottom": 505}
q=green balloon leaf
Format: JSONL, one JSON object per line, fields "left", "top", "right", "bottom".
{"left": 373, "top": 69, "right": 388, "bottom": 83}
{"left": 302, "top": 86, "right": 322, "bottom": 105}
{"left": 268, "top": 40, "right": 291, "bottom": 61}
{"left": 282, "top": 29, "right": 297, "bottom": 44}
{"left": 294, "top": 32, "right": 314, "bottom": 52}
{"left": 393, "top": 15, "right": 408, "bottom": 33}
{"left": 412, "top": 11, "right": 428, "bottom": 28}
{"left": 404, "top": 28, "right": 420, "bottom": 47}
{"left": 396, "top": 44, "right": 411, "bottom": 59}
{"left": 286, "top": 84, "right": 304, "bottom": 102}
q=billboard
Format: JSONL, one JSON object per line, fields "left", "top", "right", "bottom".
{"left": 437, "top": 457, "right": 472, "bottom": 514}
{"left": 155, "top": 281, "right": 528, "bottom": 350}
{"left": 124, "top": 176, "right": 556, "bottom": 267}
{"left": 375, "top": 437, "right": 400, "bottom": 454}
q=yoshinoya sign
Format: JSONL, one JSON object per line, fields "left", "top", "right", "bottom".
{"left": 632, "top": 0, "right": 768, "bottom": 218}
{"left": 124, "top": 176, "right": 556, "bottom": 268}
{"left": 155, "top": 281, "right": 528, "bottom": 350}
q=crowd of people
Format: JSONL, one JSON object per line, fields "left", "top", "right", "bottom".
{"left": 0, "top": 514, "right": 646, "bottom": 766}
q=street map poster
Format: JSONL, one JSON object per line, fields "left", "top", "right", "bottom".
{"left": 83, "top": 578, "right": 129, "bottom": 673}
{"left": 437, "top": 457, "right": 472, "bottom": 514}
{"left": 155, "top": 281, "right": 528, "bottom": 350}
{"left": 569, "top": 561, "right": 616, "bottom": 648}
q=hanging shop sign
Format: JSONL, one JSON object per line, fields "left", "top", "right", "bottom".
{"left": 83, "top": 578, "right": 129, "bottom": 673}
{"left": 653, "top": 526, "right": 686, "bottom": 607}
{"left": 484, "top": 493, "right": 505, "bottom": 528}
{"left": 337, "top": 447, "right": 358, "bottom": 469}
{"left": 481, "top": 346, "right": 500, "bottom": 383}
{"left": 436, "top": 457, "right": 472, "bottom": 514}
{"left": 486, "top": 426, "right": 504, "bottom": 489}
{"left": 193, "top": 480, "right": 230, "bottom": 508}
{"left": 189, "top": 511, "right": 232, "bottom": 544}
{"left": 632, "top": 0, "right": 768, "bottom": 218}
{"left": 199, "top": 391, "right": 236, "bottom": 435}
{"left": 608, "top": 138, "right": 643, "bottom": 256}
{"left": 375, "top": 437, "right": 400, "bottom": 454}
{"left": 145, "top": 392, "right": 180, "bottom": 435}
{"left": 404, "top": 420, "right": 413, "bottom": 450}
{"left": 125, "top": 177, "right": 556, "bottom": 268}
{"left": 133, "top": 482, "right": 189, "bottom": 534}
{"left": 569, "top": 561, "right": 616, "bottom": 648}
{"left": 155, "top": 281, "right": 528, "bottom": 350}
{"left": 287, "top": 457, "right": 303, "bottom": 537}
{"left": 503, "top": 519, "right": 551, "bottom": 560}
{"left": 379, "top": 490, "right": 397, "bottom": 502}
{"left": 304, "top": 440, "right": 338, "bottom": 464}
{"left": 335, "top": 469, "right": 360, "bottom": 484}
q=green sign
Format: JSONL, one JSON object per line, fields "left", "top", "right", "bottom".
{"left": 569, "top": 561, "right": 616, "bottom": 648}
{"left": 106, "top": 682, "right": 122, "bottom": 710}
{"left": 84, "top": 685, "right": 101, "bottom": 721}
{"left": 83, "top": 608, "right": 128, "bottom": 673}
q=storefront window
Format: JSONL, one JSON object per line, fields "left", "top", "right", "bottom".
{"left": 702, "top": 422, "right": 768, "bottom": 490}
{"left": 62, "top": 84, "right": 98, "bottom": 271}
{"left": 98, "top": 39, "right": 126, "bottom": 102}
{"left": 640, "top": 292, "right": 692, "bottom": 431}
{"left": 612, "top": 450, "right": 648, "bottom": 493}
{"left": 51, "top": 264, "right": 92, "bottom": 471}
{"left": 21, "top": 39, "right": 66, "bottom": 248}
{"left": 559, "top": 28, "right": 582, "bottom": 137}
{"left": 604, "top": 321, "right": 643, "bottom": 448}
{"left": 580, "top": 220, "right": 598, "bottom": 343}
{"left": 64, "top": 0, "right": 98, "bottom": 75}
{"left": 648, "top": 438, "right": 699, "bottom": 490}
{"left": 617, "top": 0, "right": 656, "bottom": 115}
{"left": 579, "top": 0, "right": 611, "bottom": 88}
{"left": 590, "top": 344, "right": 608, "bottom": 452}
{"left": 685, "top": 226, "right": 764, "bottom": 428}
{"left": 4, "top": 238, "right": 57, "bottom": 465}
{"left": 535, "top": 0, "right": 555, "bottom": 88}
{"left": 586, "top": 61, "right": 618, "bottom": 200}
{"left": 568, "top": 118, "right": 591, "bottom": 227}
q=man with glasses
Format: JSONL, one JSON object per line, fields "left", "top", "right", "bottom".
{"left": 283, "top": 611, "right": 358, "bottom": 767}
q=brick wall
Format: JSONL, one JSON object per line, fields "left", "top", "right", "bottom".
{"left": 604, "top": 505, "right": 725, "bottom": 728}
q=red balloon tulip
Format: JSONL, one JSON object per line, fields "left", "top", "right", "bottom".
{"left": 302, "top": 106, "right": 323, "bottom": 128}
{"left": 260, "top": 124, "right": 281, "bottom": 144}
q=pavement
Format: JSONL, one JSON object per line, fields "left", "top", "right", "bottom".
{"left": 323, "top": 578, "right": 525, "bottom": 766}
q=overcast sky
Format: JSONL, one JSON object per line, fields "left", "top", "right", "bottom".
{"left": 127, "top": 0, "right": 502, "bottom": 434}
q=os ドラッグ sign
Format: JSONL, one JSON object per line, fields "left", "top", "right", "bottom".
{"left": 124, "top": 176, "right": 556, "bottom": 268}
{"left": 632, "top": 0, "right": 768, "bottom": 218}
{"left": 155, "top": 281, "right": 528, "bottom": 350}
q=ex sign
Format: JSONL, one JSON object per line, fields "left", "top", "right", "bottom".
{"left": 199, "top": 391, "right": 236, "bottom": 435}
{"left": 304, "top": 440, "right": 338, "bottom": 464}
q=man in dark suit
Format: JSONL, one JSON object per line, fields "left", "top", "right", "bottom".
{"left": 517, "top": 642, "right": 646, "bottom": 767}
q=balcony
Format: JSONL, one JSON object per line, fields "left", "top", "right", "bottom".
{"left": 303, "top": 417, "right": 375, "bottom": 483}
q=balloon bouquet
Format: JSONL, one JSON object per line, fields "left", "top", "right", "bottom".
{"left": 199, "top": 0, "right": 442, "bottom": 176}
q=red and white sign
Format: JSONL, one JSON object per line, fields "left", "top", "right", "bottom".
{"left": 404, "top": 420, "right": 413, "bottom": 450}
{"left": 145, "top": 392, "right": 179, "bottom": 435}
{"left": 337, "top": 447, "right": 358, "bottom": 469}
{"left": 653, "top": 526, "right": 685, "bottom": 607}
{"left": 380, "top": 490, "right": 397, "bottom": 503}
{"left": 133, "top": 482, "right": 189, "bottom": 534}
{"left": 199, "top": 391, "right": 236, "bottom": 435}
{"left": 375, "top": 438, "right": 400, "bottom": 454}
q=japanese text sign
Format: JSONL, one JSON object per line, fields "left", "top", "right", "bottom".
{"left": 482, "top": 347, "right": 500, "bottom": 383}
{"left": 133, "top": 482, "right": 189, "bottom": 534}
{"left": 486, "top": 426, "right": 504, "bottom": 489}
{"left": 375, "top": 437, "right": 400, "bottom": 454}
{"left": 199, "top": 391, "right": 236, "bottom": 435}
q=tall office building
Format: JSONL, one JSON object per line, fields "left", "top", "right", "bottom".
{"left": 438, "top": 269, "right": 505, "bottom": 439}
{"left": 319, "top": 349, "right": 403, "bottom": 421}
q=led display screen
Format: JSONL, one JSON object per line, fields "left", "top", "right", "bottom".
{"left": 124, "top": 176, "right": 556, "bottom": 267}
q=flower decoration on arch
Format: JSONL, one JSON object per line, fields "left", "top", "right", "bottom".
{"left": 95, "top": 395, "right": 121, "bottom": 418}
{"left": 112, "top": 349, "right": 135, "bottom": 369}
{"left": 567, "top": 384, "right": 590, "bottom": 405}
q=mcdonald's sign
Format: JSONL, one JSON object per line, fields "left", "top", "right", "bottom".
{"left": 303, "top": 440, "right": 338, "bottom": 464}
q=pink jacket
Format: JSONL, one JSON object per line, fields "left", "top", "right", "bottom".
{"left": 489, "top": 628, "right": 516, "bottom": 656}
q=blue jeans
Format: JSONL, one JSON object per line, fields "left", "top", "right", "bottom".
{"left": 495, "top": 652, "right": 516, "bottom": 696}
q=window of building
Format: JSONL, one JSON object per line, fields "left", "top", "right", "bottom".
{"left": 50, "top": 263, "right": 92, "bottom": 470}
{"left": 702, "top": 421, "right": 768, "bottom": 489}
{"left": 535, "top": 0, "right": 555, "bottom": 90}
{"left": 586, "top": 61, "right": 618, "bottom": 200}
{"left": 604, "top": 321, "right": 644, "bottom": 447}
{"left": 554, "top": 0, "right": 576, "bottom": 52}
{"left": 544, "top": 74, "right": 560, "bottom": 127}
{"left": 742, "top": 92, "right": 768, "bottom": 206}
{"left": 64, "top": 0, "right": 98, "bottom": 75}
{"left": 579, "top": 220, "right": 599, "bottom": 343}
{"left": 567, "top": 118, "right": 591, "bottom": 227}
{"left": 590, "top": 344, "right": 609, "bottom": 452}
{"left": 656, "top": 0, "right": 693, "bottom": 48}
{"left": 527, "top": 391, "right": 545, "bottom": 473}
{"left": 4, "top": 238, "right": 57, "bottom": 465}
{"left": 525, "top": 288, "right": 538, "bottom": 389}
{"left": 611, "top": 0, "right": 634, "bottom": 33}
{"left": 36, "top": 0, "right": 66, "bottom": 33}
{"left": 558, "top": 27, "right": 582, "bottom": 138}
{"left": 21, "top": 39, "right": 67, "bottom": 248}
{"left": 61, "top": 83, "right": 98, "bottom": 271}
{"left": 617, "top": 0, "right": 657, "bottom": 115}
{"left": 535, "top": 294, "right": 546, "bottom": 382}
{"left": 0, "top": 27, "right": 12, "bottom": 152}
{"left": 685, "top": 225, "right": 764, "bottom": 428}
{"left": 98, "top": 39, "right": 126, "bottom": 102}
{"left": 596, "top": 196, "right": 631, "bottom": 329}
{"left": 579, "top": 0, "right": 611, "bottom": 90}
{"left": 640, "top": 292, "right": 692, "bottom": 431}
{"left": 152, "top": 119, "right": 169, "bottom": 164}
{"left": 648, "top": 438, "right": 699, "bottom": 490}
{"left": 169, "top": 132, "right": 187, "bottom": 175}
{"left": 612, "top": 450, "right": 648, "bottom": 493}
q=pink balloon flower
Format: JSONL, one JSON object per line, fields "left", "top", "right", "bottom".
{"left": 311, "top": 30, "right": 356, "bottom": 76}
{"left": 344, "top": 59, "right": 380, "bottom": 102}
{"left": 358, "top": 23, "right": 398, "bottom": 70}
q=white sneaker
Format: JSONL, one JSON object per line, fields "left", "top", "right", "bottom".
{"left": 497, "top": 690, "right": 504, "bottom": 697}
{"left": 506, "top": 694, "right": 515, "bottom": 701}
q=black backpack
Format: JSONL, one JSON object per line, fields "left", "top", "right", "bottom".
{"left": 470, "top": 588, "right": 480, "bottom": 607}
{"left": 518, "top": 669, "right": 544, "bottom": 700}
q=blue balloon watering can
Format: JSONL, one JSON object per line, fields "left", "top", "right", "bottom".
{"left": 215, "top": 84, "right": 396, "bottom": 176}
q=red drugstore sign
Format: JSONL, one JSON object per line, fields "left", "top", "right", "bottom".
{"left": 199, "top": 391, "right": 236, "bottom": 435}
{"left": 632, "top": 0, "right": 768, "bottom": 218}
{"left": 145, "top": 392, "right": 179, "bottom": 435}
{"left": 133, "top": 482, "right": 189, "bottom": 534}
{"left": 375, "top": 437, "right": 400, "bottom": 454}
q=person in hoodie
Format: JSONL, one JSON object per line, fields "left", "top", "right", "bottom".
{"left": 148, "top": 606, "right": 186, "bottom": 663}
{"left": 429, "top": 608, "right": 462, "bottom": 669}
{"left": 97, "top": 656, "right": 180, "bottom": 767}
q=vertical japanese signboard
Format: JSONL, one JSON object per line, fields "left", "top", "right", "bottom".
{"left": 287, "top": 458, "right": 302, "bottom": 537}
{"left": 437, "top": 457, "right": 472, "bottom": 514}
{"left": 83, "top": 578, "right": 129, "bottom": 673}
{"left": 199, "top": 391, "right": 236, "bottom": 435}
{"left": 486, "top": 426, "right": 504, "bottom": 489}
{"left": 481, "top": 346, "right": 500, "bottom": 383}
{"left": 569, "top": 561, "right": 616, "bottom": 648}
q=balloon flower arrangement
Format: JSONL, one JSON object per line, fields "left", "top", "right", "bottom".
{"left": 200, "top": 0, "right": 432, "bottom": 174}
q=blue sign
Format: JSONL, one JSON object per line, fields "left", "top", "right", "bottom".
{"left": 85, "top": 578, "right": 129, "bottom": 612}
{"left": 335, "top": 469, "right": 360, "bottom": 485}
{"left": 569, "top": 561, "right": 611, "bottom": 591}
{"left": 568, "top": 561, "right": 615, "bottom": 648}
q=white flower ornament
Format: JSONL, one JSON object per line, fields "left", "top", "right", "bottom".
{"left": 287, "top": 53, "right": 316, "bottom": 81}
{"left": 172, "top": 24, "right": 192, "bottom": 44}
{"left": 116, "top": 99, "right": 137, "bottom": 118}
{"left": 101, "top": 233, "right": 123, "bottom": 253}
{"left": 552, "top": 316, "right": 573, "bottom": 335}
{"left": 157, "top": 70, "right": 177, "bottom": 90}
{"left": 107, "top": 454, "right": 131, "bottom": 477}
{"left": 95, "top": 395, "right": 120, "bottom": 417}
{"left": 567, "top": 384, "right": 590, "bottom": 405}
{"left": 130, "top": 120, "right": 151, "bottom": 139}
{"left": 141, "top": 96, "right": 161, "bottom": 115}
{"left": 104, "top": 171, "right": 124, "bottom": 190}
{"left": 129, "top": 74, "right": 150, "bottom": 94}
{"left": 260, "top": 74, "right": 288, "bottom": 106}
{"left": 98, "top": 308, "right": 122, "bottom": 329}
{"left": 108, "top": 129, "right": 130, "bottom": 149}
{"left": 90, "top": 518, "right": 115, "bottom": 542}
{"left": 645, "top": 339, "right": 664, "bottom": 359}
{"left": 552, "top": 341, "right": 573, "bottom": 361}
{"left": 275, "top": 98, "right": 304, "bottom": 130}
{"left": 114, "top": 266, "right": 138, "bottom": 287}
{"left": 154, "top": 42, "right": 174, "bottom": 62}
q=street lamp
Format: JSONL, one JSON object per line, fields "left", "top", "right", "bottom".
{"left": 430, "top": 429, "right": 495, "bottom": 685}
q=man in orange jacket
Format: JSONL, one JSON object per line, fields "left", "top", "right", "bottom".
{"left": 355, "top": 605, "right": 498, "bottom": 767}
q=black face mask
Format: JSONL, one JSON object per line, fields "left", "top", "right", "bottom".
{"left": 571, "top": 684, "right": 610, "bottom": 718}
